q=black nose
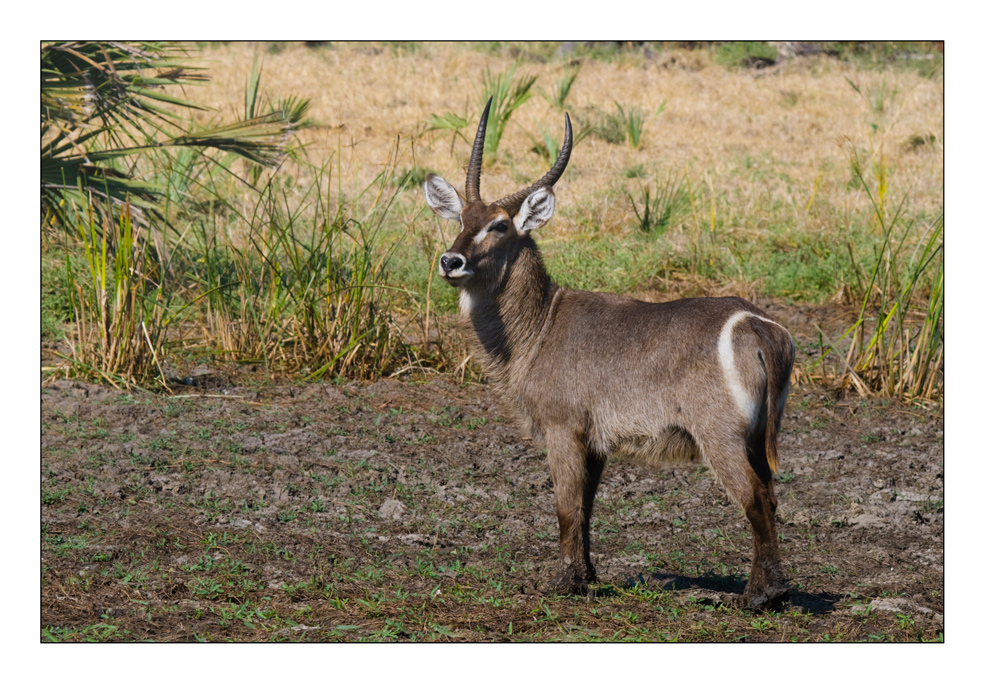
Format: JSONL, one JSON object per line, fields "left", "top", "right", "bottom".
{"left": 440, "top": 254, "right": 464, "bottom": 273}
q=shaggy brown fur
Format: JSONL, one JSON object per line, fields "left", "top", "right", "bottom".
{"left": 424, "top": 110, "right": 795, "bottom": 609}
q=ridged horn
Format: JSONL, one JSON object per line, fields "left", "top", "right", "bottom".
{"left": 496, "top": 112, "right": 573, "bottom": 216}
{"left": 466, "top": 98, "right": 493, "bottom": 203}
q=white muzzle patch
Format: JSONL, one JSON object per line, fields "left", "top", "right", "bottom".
{"left": 439, "top": 251, "right": 472, "bottom": 279}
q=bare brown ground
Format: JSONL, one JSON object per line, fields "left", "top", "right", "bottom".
{"left": 42, "top": 301, "right": 943, "bottom": 642}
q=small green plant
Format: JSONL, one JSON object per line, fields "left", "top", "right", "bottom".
{"left": 615, "top": 102, "right": 645, "bottom": 149}
{"left": 545, "top": 64, "right": 580, "bottom": 111}
{"left": 896, "top": 613, "right": 916, "bottom": 629}
{"left": 425, "top": 111, "right": 472, "bottom": 156}
{"left": 583, "top": 105, "right": 624, "bottom": 145}
{"left": 529, "top": 123, "right": 590, "bottom": 165}
{"left": 627, "top": 172, "right": 690, "bottom": 235}
{"left": 846, "top": 76, "right": 898, "bottom": 117}
{"left": 479, "top": 64, "right": 537, "bottom": 159}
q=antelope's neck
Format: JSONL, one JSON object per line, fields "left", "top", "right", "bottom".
{"left": 462, "top": 241, "right": 556, "bottom": 383}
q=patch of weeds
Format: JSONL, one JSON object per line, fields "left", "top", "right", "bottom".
{"left": 528, "top": 123, "right": 590, "bottom": 165}
{"left": 203, "top": 531, "right": 245, "bottom": 551}
{"left": 163, "top": 401, "right": 187, "bottom": 418}
{"left": 714, "top": 42, "right": 777, "bottom": 69}
{"left": 544, "top": 63, "right": 580, "bottom": 111}
{"left": 614, "top": 101, "right": 650, "bottom": 149}
{"left": 904, "top": 132, "right": 938, "bottom": 151}
{"left": 577, "top": 105, "right": 624, "bottom": 145}
{"left": 846, "top": 76, "right": 898, "bottom": 117}
{"left": 191, "top": 492, "right": 234, "bottom": 520}
{"left": 393, "top": 168, "right": 436, "bottom": 190}
{"left": 191, "top": 577, "right": 226, "bottom": 600}
{"left": 42, "top": 484, "right": 75, "bottom": 506}
{"left": 896, "top": 613, "right": 916, "bottom": 630}
{"left": 277, "top": 508, "right": 300, "bottom": 523}
{"left": 106, "top": 562, "right": 150, "bottom": 588}
{"left": 182, "top": 555, "right": 217, "bottom": 572}
{"left": 748, "top": 614, "right": 779, "bottom": 632}
{"left": 42, "top": 621, "right": 132, "bottom": 642}
{"left": 628, "top": 173, "right": 689, "bottom": 236}
{"left": 42, "top": 255, "right": 73, "bottom": 341}
{"left": 45, "top": 533, "right": 93, "bottom": 558}
{"left": 478, "top": 63, "right": 537, "bottom": 160}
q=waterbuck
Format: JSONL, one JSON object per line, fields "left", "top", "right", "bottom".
{"left": 423, "top": 98, "right": 796, "bottom": 609}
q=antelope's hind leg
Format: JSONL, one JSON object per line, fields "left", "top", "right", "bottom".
{"left": 544, "top": 430, "right": 605, "bottom": 595}
{"left": 706, "top": 435, "right": 788, "bottom": 610}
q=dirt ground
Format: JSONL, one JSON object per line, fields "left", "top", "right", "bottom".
{"left": 41, "top": 303, "right": 943, "bottom": 642}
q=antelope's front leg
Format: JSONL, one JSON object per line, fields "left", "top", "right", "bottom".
{"left": 544, "top": 430, "right": 594, "bottom": 595}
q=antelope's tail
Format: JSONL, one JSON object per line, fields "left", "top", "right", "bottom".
{"left": 759, "top": 322, "right": 796, "bottom": 474}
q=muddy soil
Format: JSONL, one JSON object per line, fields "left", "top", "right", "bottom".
{"left": 41, "top": 364, "right": 942, "bottom": 642}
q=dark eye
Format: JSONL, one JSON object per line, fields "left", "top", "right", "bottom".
{"left": 492, "top": 221, "right": 510, "bottom": 233}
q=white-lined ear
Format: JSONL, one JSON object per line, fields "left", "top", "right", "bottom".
{"left": 424, "top": 174, "right": 464, "bottom": 220}
{"left": 514, "top": 187, "right": 555, "bottom": 235}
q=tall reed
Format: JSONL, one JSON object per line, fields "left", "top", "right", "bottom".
{"left": 63, "top": 201, "right": 171, "bottom": 388}
{"left": 186, "top": 141, "right": 409, "bottom": 379}
{"left": 831, "top": 145, "right": 943, "bottom": 401}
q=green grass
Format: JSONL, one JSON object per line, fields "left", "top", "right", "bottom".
{"left": 714, "top": 42, "right": 778, "bottom": 68}
{"left": 41, "top": 42, "right": 943, "bottom": 395}
{"left": 42, "top": 255, "right": 72, "bottom": 341}
{"left": 614, "top": 102, "right": 646, "bottom": 149}
{"left": 627, "top": 173, "right": 689, "bottom": 236}
{"left": 830, "top": 41, "right": 943, "bottom": 79}
{"left": 479, "top": 64, "right": 538, "bottom": 160}
{"left": 544, "top": 64, "right": 580, "bottom": 111}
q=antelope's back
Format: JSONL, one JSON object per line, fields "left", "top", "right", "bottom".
{"left": 521, "top": 294, "right": 784, "bottom": 430}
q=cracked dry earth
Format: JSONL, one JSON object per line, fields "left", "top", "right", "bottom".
{"left": 41, "top": 372, "right": 943, "bottom": 642}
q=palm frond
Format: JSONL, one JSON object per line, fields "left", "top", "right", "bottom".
{"left": 41, "top": 41, "right": 308, "bottom": 228}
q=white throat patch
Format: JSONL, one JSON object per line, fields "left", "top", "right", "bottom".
{"left": 459, "top": 290, "right": 474, "bottom": 316}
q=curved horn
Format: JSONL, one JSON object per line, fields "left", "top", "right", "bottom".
{"left": 465, "top": 98, "right": 493, "bottom": 203}
{"left": 496, "top": 112, "right": 573, "bottom": 216}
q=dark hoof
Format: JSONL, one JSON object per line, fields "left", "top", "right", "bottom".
{"left": 742, "top": 584, "right": 790, "bottom": 612}
{"left": 548, "top": 565, "right": 591, "bottom": 596}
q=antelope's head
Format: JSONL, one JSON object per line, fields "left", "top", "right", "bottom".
{"left": 423, "top": 98, "right": 572, "bottom": 291}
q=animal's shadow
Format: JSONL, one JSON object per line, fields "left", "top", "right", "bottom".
{"left": 592, "top": 570, "right": 841, "bottom": 614}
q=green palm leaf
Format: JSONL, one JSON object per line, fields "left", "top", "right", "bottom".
{"left": 41, "top": 41, "right": 308, "bottom": 227}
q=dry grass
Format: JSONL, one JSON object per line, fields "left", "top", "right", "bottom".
{"left": 188, "top": 42, "right": 942, "bottom": 238}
